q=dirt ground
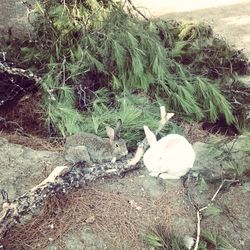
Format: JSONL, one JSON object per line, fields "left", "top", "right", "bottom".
{"left": 161, "top": 2, "right": 250, "bottom": 58}
{"left": 1, "top": 1, "right": 250, "bottom": 250}
{"left": 132, "top": 0, "right": 249, "bottom": 16}
{"left": 131, "top": 1, "right": 250, "bottom": 57}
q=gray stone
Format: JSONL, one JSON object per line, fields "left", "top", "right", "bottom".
{"left": 0, "top": 137, "right": 66, "bottom": 205}
{"left": 46, "top": 228, "right": 107, "bottom": 250}
{"left": 192, "top": 141, "right": 226, "bottom": 181}
{"left": 243, "top": 182, "right": 250, "bottom": 192}
{"left": 192, "top": 134, "right": 250, "bottom": 182}
{"left": 0, "top": 0, "right": 34, "bottom": 38}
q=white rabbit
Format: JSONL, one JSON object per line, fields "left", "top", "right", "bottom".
{"left": 143, "top": 126, "right": 195, "bottom": 179}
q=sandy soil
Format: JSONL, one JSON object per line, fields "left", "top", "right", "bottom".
{"left": 161, "top": 2, "right": 250, "bottom": 57}
{"left": 132, "top": 1, "right": 250, "bottom": 57}
{"left": 132, "top": 0, "right": 249, "bottom": 16}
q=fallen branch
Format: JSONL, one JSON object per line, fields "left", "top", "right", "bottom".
{"left": 0, "top": 160, "right": 140, "bottom": 240}
{"left": 0, "top": 63, "right": 41, "bottom": 84}
{"left": 0, "top": 62, "right": 41, "bottom": 108}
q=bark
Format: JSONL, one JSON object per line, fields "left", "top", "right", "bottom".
{"left": 0, "top": 63, "right": 40, "bottom": 109}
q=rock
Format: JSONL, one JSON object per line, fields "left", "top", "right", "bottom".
{"left": 201, "top": 185, "right": 250, "bottom": 249}
{"left": 0, "top": 0, "right": 34, "bottom": 38}
{"left": 243, "top": 182, "right": 250, "bottom": 192}
{"left": 46, "top": 228, "right": 107, "bottom": 250}
{"left": 187, "top": 136, "right": 250, "bottom": 207}
{"left": 192, "top": 141, "right": 226, "bottom": 182}
{"left": 192, "top": 134, "right": 250, "bottom": 182}
{"left": 139, "top": 170, "right": 168, "bottom": 198}
{"left": 0, "top": 137, "right": 66, "bottom": 205}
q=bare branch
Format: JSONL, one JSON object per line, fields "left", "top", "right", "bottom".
{"left": 126, "top": 0, "right": 149, "bottom": 21}
{"left": 0, "top": 160, "right": 141, "bottom": 239}
{"left": 192, "top": 179, "right": 239, "bottom": 250}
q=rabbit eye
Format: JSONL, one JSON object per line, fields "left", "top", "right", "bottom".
{"left": 115, "top": 143, "right": 119, "bottom": 148}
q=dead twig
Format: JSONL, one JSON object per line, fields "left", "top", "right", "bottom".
{"left": 193, "top": 179, "right": 239, "bottom": 250}
{"left": 0, "top": 117, "right": 24, "bottom": 132}
{"left": 126, "top": 0, "right": 149, "bottom": 21}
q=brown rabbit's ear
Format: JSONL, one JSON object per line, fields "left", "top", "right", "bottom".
{"left": 106, "top": 120, "right": 122, "bottom": 140}
{"left": 144, "top": 125, "right": 157, "bottom": 146}
{"left": 114, "top": 119, "right": 122, "bottom": 138}
{"left": 106, "top": 126, "right": 115, "bottom": 141}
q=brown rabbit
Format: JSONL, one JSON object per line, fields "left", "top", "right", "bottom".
{"left": 64, "top": 120, "right": 128, "bottom": 163}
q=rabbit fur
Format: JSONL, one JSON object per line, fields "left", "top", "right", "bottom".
{"left": 64, "top": 121, "right": 128, "bottom": 163}
{"left": 143, "top": 125, "right": 195, "bottom": 179}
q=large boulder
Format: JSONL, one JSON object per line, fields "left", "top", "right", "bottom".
{"left": 0, "top": 138, "right": 66, "bottom": 205}
{"left": 0, "top": 0, "right": 34, "bottom": 38}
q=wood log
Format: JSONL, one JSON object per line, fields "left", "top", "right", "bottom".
{"left": 0, "top": 62, "right": 41, "bottom": 109}
{"left": 0, "top": 161, "right": 141, "bottom": 240}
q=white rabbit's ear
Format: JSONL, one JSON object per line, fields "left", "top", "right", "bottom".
{"left": 106, "top": 126, "right": 115, "bottom": 141}
{"left": 144, "top": 125, "right": 157, "bottom": 146}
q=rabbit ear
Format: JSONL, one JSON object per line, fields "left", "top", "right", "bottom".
{"left": 144, "top": 125, "right": 157, "bottom": 146}
{"left": 114, "top": 119, "right": 122, "bottom": 138}
{"left": 106, "top": 126, "right": 115, "bottom": 141}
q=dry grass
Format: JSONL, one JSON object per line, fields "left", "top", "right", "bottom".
{"left": 2, "top": 185, "right": 191, "bottom": 250}
{"left": 0, "top": 91, "right": 65, "bottom": 151}
{"left": 0, "top": 132, "right": 64, "bottom": 151}
{"left": 181, "top": 122, "right": 210, "bottom": 143}
{"left": 0, "top": 92, "right": 47, "bottom": 137}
